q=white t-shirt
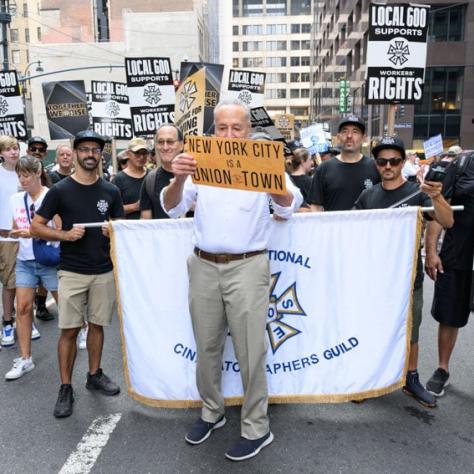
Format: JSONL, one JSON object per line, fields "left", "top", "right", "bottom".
{"left": 0, "top": 164, "right": 20, "bottom": 242}
{"left": 10, "top": 188, "right": 57, "bottom": 261}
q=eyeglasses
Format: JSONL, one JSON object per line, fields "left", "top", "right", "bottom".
{"left": 29, "top": 146, "right": 46, "bottom": 153}
{"left": 375, "top": 157, "right": 404, "bottom": 167}
{"left": 77, "top": 146, "right": 102, "bottom": 155}
{"left": 156, "top": 139, "right": 178, "bottom": 146}
{"left": 30, "top": 203, "right": 35, "bottom": 219}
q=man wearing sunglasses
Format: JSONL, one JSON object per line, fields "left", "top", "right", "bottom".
{"left": 31, "top": 130, "right": 124, "bottom": 419}
{"left": 353, "top": 136, "right": 453, "bottom": 408}
{"left": 27, "top": 136, "right": 48, "bottom": 161}
{"left": 308, "top": 115, "right": 380, "bottom": 211}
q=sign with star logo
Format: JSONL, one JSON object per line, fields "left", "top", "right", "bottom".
{"left": 90, "top": 80, "right": 132, "bottom": 139}
{"left": 365, "top": 3, "right": 430, "bottom": 104}
{"left": 223, "top": 68, "right": 266, "bottom": 108}
{"left": 0, "top": 70, "right": 27, "bottom": 139}
{"left": 174, "top": 68, "right": 206, "bottom": 137}
{"left": 125, "top": 57, "right": 175, "bottom": 136}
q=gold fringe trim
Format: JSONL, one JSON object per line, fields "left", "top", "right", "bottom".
{"left": 124, "top": 378, "right": 404, "bottom": 408}
{"left": 109, "top": 222, "right": 134, "bottom": 395}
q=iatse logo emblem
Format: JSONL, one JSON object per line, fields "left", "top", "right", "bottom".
{"left": 267, "top": 271, "right": 306, "bottom": 353}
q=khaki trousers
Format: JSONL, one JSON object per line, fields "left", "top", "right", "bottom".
{"left": 188, "top": 252, "right": 270, "bottom": 439}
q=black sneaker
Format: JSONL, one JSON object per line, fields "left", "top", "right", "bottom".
{"left": 426, "top": 368, "right": 450, "bottom": 397}
{"left": 185, "top": 416, "right": 226, "bottom": 445}
{"left": 86, "top": 368, "right": 120, "bottom": 396}
{"left": 54, "top": 384, "right": 74, "bottom": 418}
{"left": 36, "top": 306, "right": 54, "bottom": 321}
{"left": 225, "top": 432, "right": 274, "bottom": 462}
{"left": 403, "top": 370, "right": 437, "bottom": 408}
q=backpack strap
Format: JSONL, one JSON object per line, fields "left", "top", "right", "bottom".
{"left": 145, "top": 169, "right": 158, "bottom": 200}
{"left": 23, "top": 192, "right": 32, "bottom": 224}
{"left": 455, "top": 152, "right": 473, "bottom": 180}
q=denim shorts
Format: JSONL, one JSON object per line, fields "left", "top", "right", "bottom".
{"left": 15, "top": 259, "right": 58, "bottom": 291}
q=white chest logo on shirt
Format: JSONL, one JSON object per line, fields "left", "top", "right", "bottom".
{"left": 364, "top": 179, "right": 374, "bottom": 189}
{"left": 97, "top": 199, "right": 109, "bottom": 215}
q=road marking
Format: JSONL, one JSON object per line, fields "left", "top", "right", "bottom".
{"left": 58, "top": 413, "right": 122, "bottom": 474}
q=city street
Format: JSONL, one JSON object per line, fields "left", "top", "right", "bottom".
{"left": 1, "top": 279, "right": 473, "bottom": 473}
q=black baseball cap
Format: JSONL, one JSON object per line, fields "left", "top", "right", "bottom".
{"left": 371, "top": 136, "right": 406, "bottom": 160}
{"left": 337, "top": 115, "right": 366, "bottom": 134}
{"left": 73, "top": 130, "right": 106, "bottom": 150}
{"left": 27, "top": 136, "right": 48, "bottom": 148}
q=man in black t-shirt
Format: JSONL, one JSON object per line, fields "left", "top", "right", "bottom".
{"left": 424, "top": 152, "right": 474, "bottom": 397}
{"left": 31, "top": 130, "right": 125, "bottom": 419}
{"left": 354, "top": 136, "right": 453, "bottom": 408}
{"left": 140, "top": 124, "right": 184, "bottom": 219}
{"left": 308, "top": 115, "right": 380, "bottom": 211}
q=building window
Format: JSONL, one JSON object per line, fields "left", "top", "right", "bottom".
{"left": 291, "top": 73, "right": 301, "bottom": 82}
{"left": 290, "top": 89, "right": 300, "bottom": 98}
{"left": 291, "top": 57, "right": 300, "bottom": 66}
{"left": 267, "top": 73, "right": 287, "bottom": 83}
{"left": 291, "top": 0, "right": 311, "bottom": 15}
{"left": 301, "top": 89, "right": 310, "bottom": 98}
{"left": 301, "top": 40, "right": 310, "bottom": 50}
{"left": 25, "top": 28, "right": 30, "bottom": 43}
{"left": 242, "top": 41, "right": 264, "bottom": 51}
{"left": 233, "top": 0, "right": 239, "bottom": 17}
{"left": 291, "top": 40, "right": 301, "bottom": 50}
{"left": 414, "top": 66, "right": 463, "bottom": 139}
{"left": 266, "top": 0, "right": 287, "bottom": 16}
{"left": 37, "top": 27, "right": 42, "bottom": 41}
{"left": 301, "top": 72, "right": 310, "bottom": 82}
{"left": 243, "top": 24, "right": 263, "bottom": 35}
{"left": 233, "top": 25, "right": 239, "bottom": 35}
{"left": 301, "top": 56, "right": 310, "bottom": 66}
{"left": 290, "top": 107, "right": 308, "bottom": 116}
{"left": 10, "top": 29, "right": 18, "bottom": 42}
{"left": 301, "top": 23, "right": 311, "bottom": 33}
{"left": 266, "top": 57, "right": 287, "bottom": 67}
{"left": 233, "top": 42, "right": 239, "bottom": 52}
{"left": 232, "top": 58, "right": 239, "bottom": 68}
{"left": 12, "top": 50, "right": 21, "bottom": 64}
{"left": 23, "top": 2, "right": 28, "bottom": 17}
{"left": 428, "top": 4, "right": 465, "bottom": 42}
{"left": 266, "top": 89, "right": 287, "bottom": 99}
{"left": 266, "top": 24, "right": 287, "bottom": 34}
{"left": 243, "top": 57, "right": 264, "bottom": 67}
{"left": 291, "top": 24, "right": 301, "bottom": 33}
{"left": 267, "top": 40, "right": 287, "bottom": 51}
{"left": 243, "top": 0, "right": 264, "bottom": 17}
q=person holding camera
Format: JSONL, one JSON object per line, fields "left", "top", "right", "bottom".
{"left": 354, "top": 136, "right": 453, "bottom": 407}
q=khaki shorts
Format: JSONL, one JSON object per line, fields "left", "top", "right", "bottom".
{"left": 57, "top": 270, "right": 116, "bottom": 329}
{"left": 0, "top": 241, "right": 19, "bottom": 289}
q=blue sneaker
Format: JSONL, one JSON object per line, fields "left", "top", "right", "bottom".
{"left": 1, "top": 324, "right": 15, "bottom": 347}
{"left": 185, "top": 416, "right": 226, "bottom": 445}
{"left": 225, "top": 432, "right": 274, "bottom": 461}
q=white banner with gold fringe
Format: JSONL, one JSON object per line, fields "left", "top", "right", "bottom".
{"left": 110, "top": 208, "right": 421, "bottom": 407}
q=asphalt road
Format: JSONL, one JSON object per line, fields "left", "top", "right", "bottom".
{"left": 1, "top": 279, "right": 473, "bottom": 474}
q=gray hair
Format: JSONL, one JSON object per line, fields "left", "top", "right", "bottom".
{"left": 213, "top": 100, "right": 251, "bottom": 124}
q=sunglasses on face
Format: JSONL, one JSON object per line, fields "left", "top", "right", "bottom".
{"left": 30, "top": 203, "right": 35, "bottom": 219}
{"left": 375, "top": 157, "right": 404, "bottom": 167}
{"left": 29, "top": 146, "right": 46, "bottom": 153}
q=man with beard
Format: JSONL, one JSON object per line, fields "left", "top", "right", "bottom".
{"left": 27, "top": 136, "right": 48, "bottom": 162}
{"left": 31, "top": 130, "right": 124, "bottom": 418}
{"left": 308, "top": 115, "right": 380, "bottom": 211}
{"left": 140, "top": 124, "right": 184, "bottom": 219}
{"left": 354, "top": 136, "right": 453, "bottom": 407}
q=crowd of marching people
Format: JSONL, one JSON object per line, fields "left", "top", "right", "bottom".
{"left": 0, "top": 102, "right": 472, "bottom": 461}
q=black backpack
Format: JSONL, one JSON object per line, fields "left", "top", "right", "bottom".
{"left": 144, "top": 169, "right": 158, "bottom": 200}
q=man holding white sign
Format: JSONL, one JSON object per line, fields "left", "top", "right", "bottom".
{"left": 162, "top": 101, "right": 302, "bottom": 461}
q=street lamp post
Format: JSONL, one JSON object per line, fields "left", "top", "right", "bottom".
{"left": 21, "top": 60, "right": 44, "bottom": 138}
